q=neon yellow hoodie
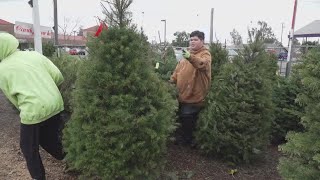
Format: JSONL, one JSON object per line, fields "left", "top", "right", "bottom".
{"left": 0, "top": 33, "right": 64, "bottom": 124}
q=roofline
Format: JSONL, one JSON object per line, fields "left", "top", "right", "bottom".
{"left": 294, "top": 34, "right": 320, "bottom": 38}
{"left": 0, "top": 19, "right": 14, "bottom": 25}
{"left": 82, "top": 25, "right": 99, "bottom": 31}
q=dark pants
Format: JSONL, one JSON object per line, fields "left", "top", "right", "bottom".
{"left": 20, "top": 113, "right": 65, "bottom": 180}
{"left": 176, "top": 103, "right": 202, "bottom": 145}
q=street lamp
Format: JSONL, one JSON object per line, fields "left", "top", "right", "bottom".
{"left": 161, "top": 19, "right": 166, "bottom": 44}
{"left": 281, "top": 23, "right": 285, "bottom": 45}
{"left": 141, "top": 11, "right": 144, "bottom": 31}
{"left": 73, "top": 31, "right": 76, "bottom": 44}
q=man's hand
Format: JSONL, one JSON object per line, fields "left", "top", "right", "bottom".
{"left": 182, "top": 49, "right": 191, "bottom": 59}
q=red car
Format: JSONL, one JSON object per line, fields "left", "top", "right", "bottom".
{"left": 69, "top": 48, "right": 78, "bottom": 55}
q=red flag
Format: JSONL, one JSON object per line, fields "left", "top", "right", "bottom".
{"left": 94, "top": 22, "right": 108, "bottom": 37}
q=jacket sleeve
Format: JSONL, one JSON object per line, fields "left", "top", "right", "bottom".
{"left": 189, "top": 51, "right": 211, "bottom": 71}
{"left": 170, "top": 61, "right": 182, "bottom": 84}
{"left": 43, "top": 57, "right": 64, "bottom": 86}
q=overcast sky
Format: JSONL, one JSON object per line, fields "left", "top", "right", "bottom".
{"left": 0, "top": 0, "right": 320, "bottom": 45}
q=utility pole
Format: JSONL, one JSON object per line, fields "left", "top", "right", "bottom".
{"left": 161, "top": 19, "right": 166, "bottom": 44}
{"left": 210, "top": 8, "right": 214, "bottom": 44}
{"left": 141, "top": 11, "right": 144, "bottom": 32}
{"left": 158, "top": 30, "right": 162, "bottom": 45}
{"left": 286, "top": 0, "right": 298, "bottom": 77}
{"left": 53, "top": 0, "right": 58, "bottom": 46}
{"left": 281, "top": 23, "right": 285, "bottom": 45}
{"left": 73, "top": 31, "right": 76, "bottom": 44}
{"left": 29, "top": 0, "right": 43, "bottom": 54}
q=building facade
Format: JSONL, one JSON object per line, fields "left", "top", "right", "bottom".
{"left": 0, "top": 19, "right": 99, "bottom": 49}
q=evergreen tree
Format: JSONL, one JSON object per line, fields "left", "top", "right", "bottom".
{"left": 165, "top": 46, "right": 176, "bottom": 59}
{"left": 300, "top": 41, "right": 319, "bottom": 54}
{"left": 154, "top": 56, "right": 177, "bottom": 81}
{"left": 150, "top": 45, "right": 177, "bottom": 81}
{"left": 42, "top": 41, "right": 55, "bottom": 57}
{"left": 278, "top": 49, "right": 320, "bottom": 180}
{"left": 50, "top": 55, "right": 82, "bottom": 113}
{"left": 63, "top": 27, "right": 177, "bottom": 179}
{"left": 196, "top": 39, "right": 277, "bottom": 163}
{"left": 172, "top": 31, "right": 189, "bottom": 47}
{"left": 271, "top": 76, "right": 304, "bottom": 145}
{"left": 209, "top": 42, "right": 229, "bottom": 79}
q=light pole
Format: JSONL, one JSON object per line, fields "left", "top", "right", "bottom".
{"left": 141, "top": 11, "right": 144, "bottom": 31}
{"left": 210, "top": 8, "right": 214, "bottom": 44}
{"left": 53, "top": 0, "right": 58, "bottom": 46}
{"left": 28, "top": 0, "right": 43, "bottom": 54}
{"left": 161, "top": 19, "right": 166, "bottom": 44}
{"left": 281, "top": 23, "right": 285, "bottom": 45}
{"left": 73, "top": 31, "right": 76, "bottom": 44}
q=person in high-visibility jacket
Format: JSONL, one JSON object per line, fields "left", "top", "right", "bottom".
{"left": 0, "top": 33, "right": 65, "bottom": 180}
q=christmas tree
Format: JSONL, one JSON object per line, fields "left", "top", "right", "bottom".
{"left": 271, "top": 76, "right": 304, "bottom": 145}
{"left": 278, "top": 49, "right": 320, "bottom": 179}
{"left": 196, "top": 39, "right": 277, "bottom": 163}
{"left": 63, "top": 27, "right": 177, "bottom": 179}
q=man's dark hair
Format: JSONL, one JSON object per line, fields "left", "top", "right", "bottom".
{"left": 190, "top": 30, "right": 205, "bottom": 41}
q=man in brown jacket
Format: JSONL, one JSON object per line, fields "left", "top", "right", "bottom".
{"left": 171, "top": 30, "right": 211, "bottom": 146}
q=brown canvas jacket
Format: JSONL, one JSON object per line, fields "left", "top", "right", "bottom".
{"left": 171, "top": 46, "right": 212, "bottom": 105}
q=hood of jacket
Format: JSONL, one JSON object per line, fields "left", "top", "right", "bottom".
{"left": 0, "top": 33, "right": 19, "bottom": 62}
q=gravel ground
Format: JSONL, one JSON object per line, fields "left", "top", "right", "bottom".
{"left": 1, "top": 91, "right": 282, "bottom": 180}
{"left": 0, "top": 92, "right": 75, "bottom": 180}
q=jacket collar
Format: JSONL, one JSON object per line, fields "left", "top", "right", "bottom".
{"left": 190, "top": 46, "right": 207, "bottom": 54}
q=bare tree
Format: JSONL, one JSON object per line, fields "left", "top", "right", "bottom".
{"left": 100, "top": 0, "right": 133, "bottom": 28}
{"left": 58, "top": 17, "right": 81, "bottom": 44}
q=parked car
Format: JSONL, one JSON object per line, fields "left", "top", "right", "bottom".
{"left": 62, "top": 47, "right": 70, "bottom": 52}
{"left": 278, "top": 52, "right": 288, "bottom": 60}
{"left": 77, "top": 49, "right": 86, "bottom": 55}
{"left": 69, "top": 48, "right": 78, "bottom": 55}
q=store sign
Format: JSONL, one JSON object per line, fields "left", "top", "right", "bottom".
{"left": 14, "top": 21, "right": 52, "bottom": 38}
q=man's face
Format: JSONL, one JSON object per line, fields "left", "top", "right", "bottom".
{"left": 189, "top": 36, "right": 204, "bottom": 51}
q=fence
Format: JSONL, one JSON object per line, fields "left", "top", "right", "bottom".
{"left": 228, "top": 45, "right": 319, "bottom": 77}
{"left": 279, "top": 45, "right": 320, "bottom": 76}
